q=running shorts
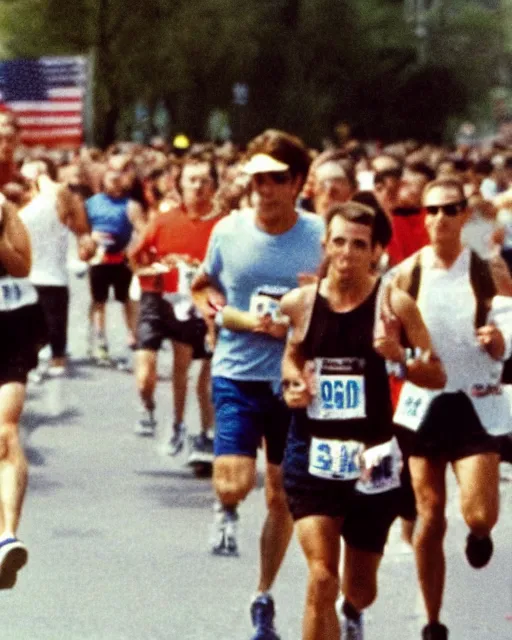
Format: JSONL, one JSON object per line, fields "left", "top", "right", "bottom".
{"left": 212, "top": 377, "right": 290, "bottom": 465}
{"left": 0, "top": 302, "right": 48, "bottom": 384}
{"left": 137, "top": 291, "right": 210, "bottom": 358}
{"left": 89, "top": 262, "right": 132, "bottom": 304}
{"left": 410, "top": 391, "right": 500, "bottom": 461}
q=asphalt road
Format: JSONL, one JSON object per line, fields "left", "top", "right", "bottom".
{"left": 2, "top": 269, "right": 511, "bottom": 640}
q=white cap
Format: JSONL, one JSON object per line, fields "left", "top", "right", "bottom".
{"left": 243, "top": 153, "right": 289, "bottom": 175}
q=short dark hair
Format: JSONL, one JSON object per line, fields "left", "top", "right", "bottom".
{"left": 351, "top": 191, "right": 392, "bottom": 248}
{"left": 324, "top": 201, "right": 377, "bottom": 245}
{"left": 374, "top": 167, "right": 402, "bottom": 186}
{"left": 246, "top": 129, "right": 311, "bottom": 186}
{"left": 405, "top": 161, "right": 436, "bottom": 183}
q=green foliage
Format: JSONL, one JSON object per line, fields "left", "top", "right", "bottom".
{"left": 0, "top": 0, "right": 506, "bottom": 146}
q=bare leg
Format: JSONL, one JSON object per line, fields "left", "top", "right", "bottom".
{"left": 257, "top": 462, "right": 293, "bottom": 593}
{"left": 171, "top": 341, "right": 193, "bottom": 427}
{"left": 122, "top": 299, "right": 138, "bottom": 347}
{"left": 453, "top": 453, "right": 500, "bottom": 537}
{"left": 410, "top": 456, "right": 447, "bottom": 623}
{"left": 296, "top": 515, "right": 342, "bottom": 640}
{"left": 197, "top": 359, "right": 214, "bottom": 434}
{"left": 0, "top": 383, "right": 28, "bottom": 535}
{"left": 135, "top": 350, "right": 158, "bottom": 409}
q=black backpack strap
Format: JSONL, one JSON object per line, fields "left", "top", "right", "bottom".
{"left": 406, "top": 252, "right": 422, "bottom": 301}
{"left": 469, "top": 251, "right": 496, "bottom": 329}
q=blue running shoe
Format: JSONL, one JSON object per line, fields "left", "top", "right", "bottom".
{"left": 0, "top": 538, "right": 28, "bottom": 590}
{"left": 250, "top": 593, "right": 280, "bottom": 640}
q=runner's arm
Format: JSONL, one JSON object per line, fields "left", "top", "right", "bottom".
{"left": 385, "top": 287, "right": 446, "bottom": 389}
{"left": 0, "top": 199, "right": 31, "bottom": 277}
{"left": 280, "top": 287, "right": 315, "bottom": 408}
{"left": 56, "top": 186, "right": 90, "bottom": 236}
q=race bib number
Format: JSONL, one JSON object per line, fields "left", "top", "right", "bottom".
{"left": 356, "top": 437, "right": 403, "bottom": 495}
{"left": 0, "top": 277, "right": 37, "bottom": 311}
{"left": 307, "top": 358, "right": 366, "bottom": 421}
{"left": 249, "top": 285, "right": 289, "bottom": 322}
{"left": 177, "top": 261, "right": 198, "bottom": 296}
{"left": 393, "top": 382, "right": 432, "bottom": 431}
{"left": 308, "top": 437, "right": 363, "bottom": 481}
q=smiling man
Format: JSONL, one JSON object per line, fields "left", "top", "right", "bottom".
{"left": 192, "top": 130, "right": 324, "bottom": 640}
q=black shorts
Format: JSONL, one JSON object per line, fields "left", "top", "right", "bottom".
{"left": 89, "top": 262, "right": 132, "bottom": 304}
{"left": 283, "top": 416, "right": 358, "bottom": 522}
{"left": 137, "top": 292, "right": 210, "bottom": 359}
{"left": 411, "top": 391, "right": 500, "bottom": 461}
{"left": 35, "top": 285, "right": 69, "bottom": 358}
{"left": 0, "top": 303, "right": 48, "bottom": 384}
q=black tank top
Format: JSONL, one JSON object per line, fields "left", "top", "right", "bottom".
{"left": 296, "top": 280, "right": 393, "bottom": 445}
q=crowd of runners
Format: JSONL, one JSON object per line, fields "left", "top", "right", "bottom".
{"left": 1, "top": 108, "right": 512, "bottom": 639}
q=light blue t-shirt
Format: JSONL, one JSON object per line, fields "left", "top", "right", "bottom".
{"left": 203, "top": 208, "right": 324, "bottom": 381}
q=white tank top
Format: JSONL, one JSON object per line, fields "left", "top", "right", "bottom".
{"left": 394, "top": 246, "right": 511, "bottom": 435}
{"left": 19, "top": 191, "right": 69, "bottom": 287}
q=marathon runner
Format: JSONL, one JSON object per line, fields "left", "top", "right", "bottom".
{"left": 79, "top": 165, "right": 146, "bottom": 364}
{"left": 391, "top": 177, "right": 512, "bottom": 640}
{"left": 192, "top": 130, "right": 324, "bottom": 640}
{"left": 18, "top": 157, "right": 89, "bottom": 376}
{"left": 279, "top": 201, "right": 445, "bottom": 640}
{"left": 130, "top": 152, "right": 222, "bottom": 469}
{"left": 0, "top": 113, "right": 48, "bottom": 588}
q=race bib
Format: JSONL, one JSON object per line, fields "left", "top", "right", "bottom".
{"left": 308, "top": 437, "right": 363, "bottom": 481}
{"left": 307, "top": 358, "right": 366, "bottom": 421}
{"left": 249, "top": 285, "right": 289, "bottom": 322}
{"left": 0, "top": 277, "right": 37, "bottom": 311}
{"left": 393, "top": 382, "right": 433, "bottom": 431}
{"left": 356, "top": 437, "right": 403, "bottom": 495}
{"left": 177, "top": 261, "right": 198, "bottom": 296}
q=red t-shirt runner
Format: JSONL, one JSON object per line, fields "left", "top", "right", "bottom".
{"left": 133, "top": 206, "right": 223, "bottom": 294}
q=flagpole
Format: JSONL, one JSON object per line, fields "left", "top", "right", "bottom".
{"left": 84, "top": 47, "right": 95, "bottom": 147}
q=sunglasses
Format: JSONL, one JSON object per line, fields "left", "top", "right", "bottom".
{"left": 253, "top": 171, "right": 291, "bottom": 186}
{"left": 425, "top": 200, "right": 466, "bottom": 217}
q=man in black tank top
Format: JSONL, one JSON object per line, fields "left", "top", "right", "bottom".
{"left": 280, "top": 202, "right": 445, "bottom": 640}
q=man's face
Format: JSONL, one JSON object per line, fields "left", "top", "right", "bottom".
{"left": 400, "top": 169, "right": 428, "bottom": 207}
{"left": 103, "top": 169, "right": 124, "bottom": 197}
{"left": 325, "top": 216, "right": 375, "bottom": 285}
{"left": 108, "top": 155, "right": 136, "bottom": 191}
{"left": 374, "top": 175, "right": 400, "bottom": 213}
{"left": 423, "top": 186, "right": 469, "bottom": 250}
{"left": 180, "top": 162, "right": 216, "bottom": 209}
{"left": 251, "top": 170, "right": 300, "bottom": 220}
{"left": 0, "top": 124, "right": 18, "bottom": 164}
{"left": 313, "top": 162, "right": 353, "bottom": 216}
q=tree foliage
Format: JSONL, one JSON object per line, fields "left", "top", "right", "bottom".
{"left": 0, "top": 0, "right": 506, "bottom": 146}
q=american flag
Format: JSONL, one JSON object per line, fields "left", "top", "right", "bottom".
{"left": 0, "top": 56, "right": 88, "bottom": 148}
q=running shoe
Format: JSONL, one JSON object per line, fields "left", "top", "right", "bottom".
{"left": 164, "top": 423, "right": 186, "bottom": 456}
{"left": 93, "top": 344, "right": 111, "bottom": 366}
{"left": 250, "top": 593, "right": 280, "bottom": 640}
{"left": 465, "top": 532, "right": 493, "bottom": 568}
{"left": 0, "top": 538, "right": 28, "bottom": 590}
{"left": 422, "top": 622, "right": 448, "bottom": 640}
{"left": 187, "top": 433, "right": 214, "bottom": 465}
{"left": 134, "top": 405, "right": 157, "bottom": 437}
{"left": 341, "top": 614, "right": 364, "bottom": 640}
{"left": 209, "top": 502, "right": 239, "bottom": 556}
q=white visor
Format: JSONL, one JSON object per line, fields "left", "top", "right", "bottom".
{"left": 315, "top": 161, "right": 347, "bottom": 183}
{"left": 243, "top": 153, "right": 289, "bottom": 175}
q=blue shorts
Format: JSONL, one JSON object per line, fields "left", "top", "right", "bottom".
{"left": 212, "top": 377, "right": 291, "bottom": 465}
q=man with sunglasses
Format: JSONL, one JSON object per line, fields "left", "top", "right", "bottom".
{"left": 391, "top": 178, "right": 512, "bottom": 640}
{"left": 191, "top": 130, "right": 323, "bottom": 640}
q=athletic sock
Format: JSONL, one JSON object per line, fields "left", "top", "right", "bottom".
{"left": 342, "top": 599, "right": 361, "bottom": 622}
